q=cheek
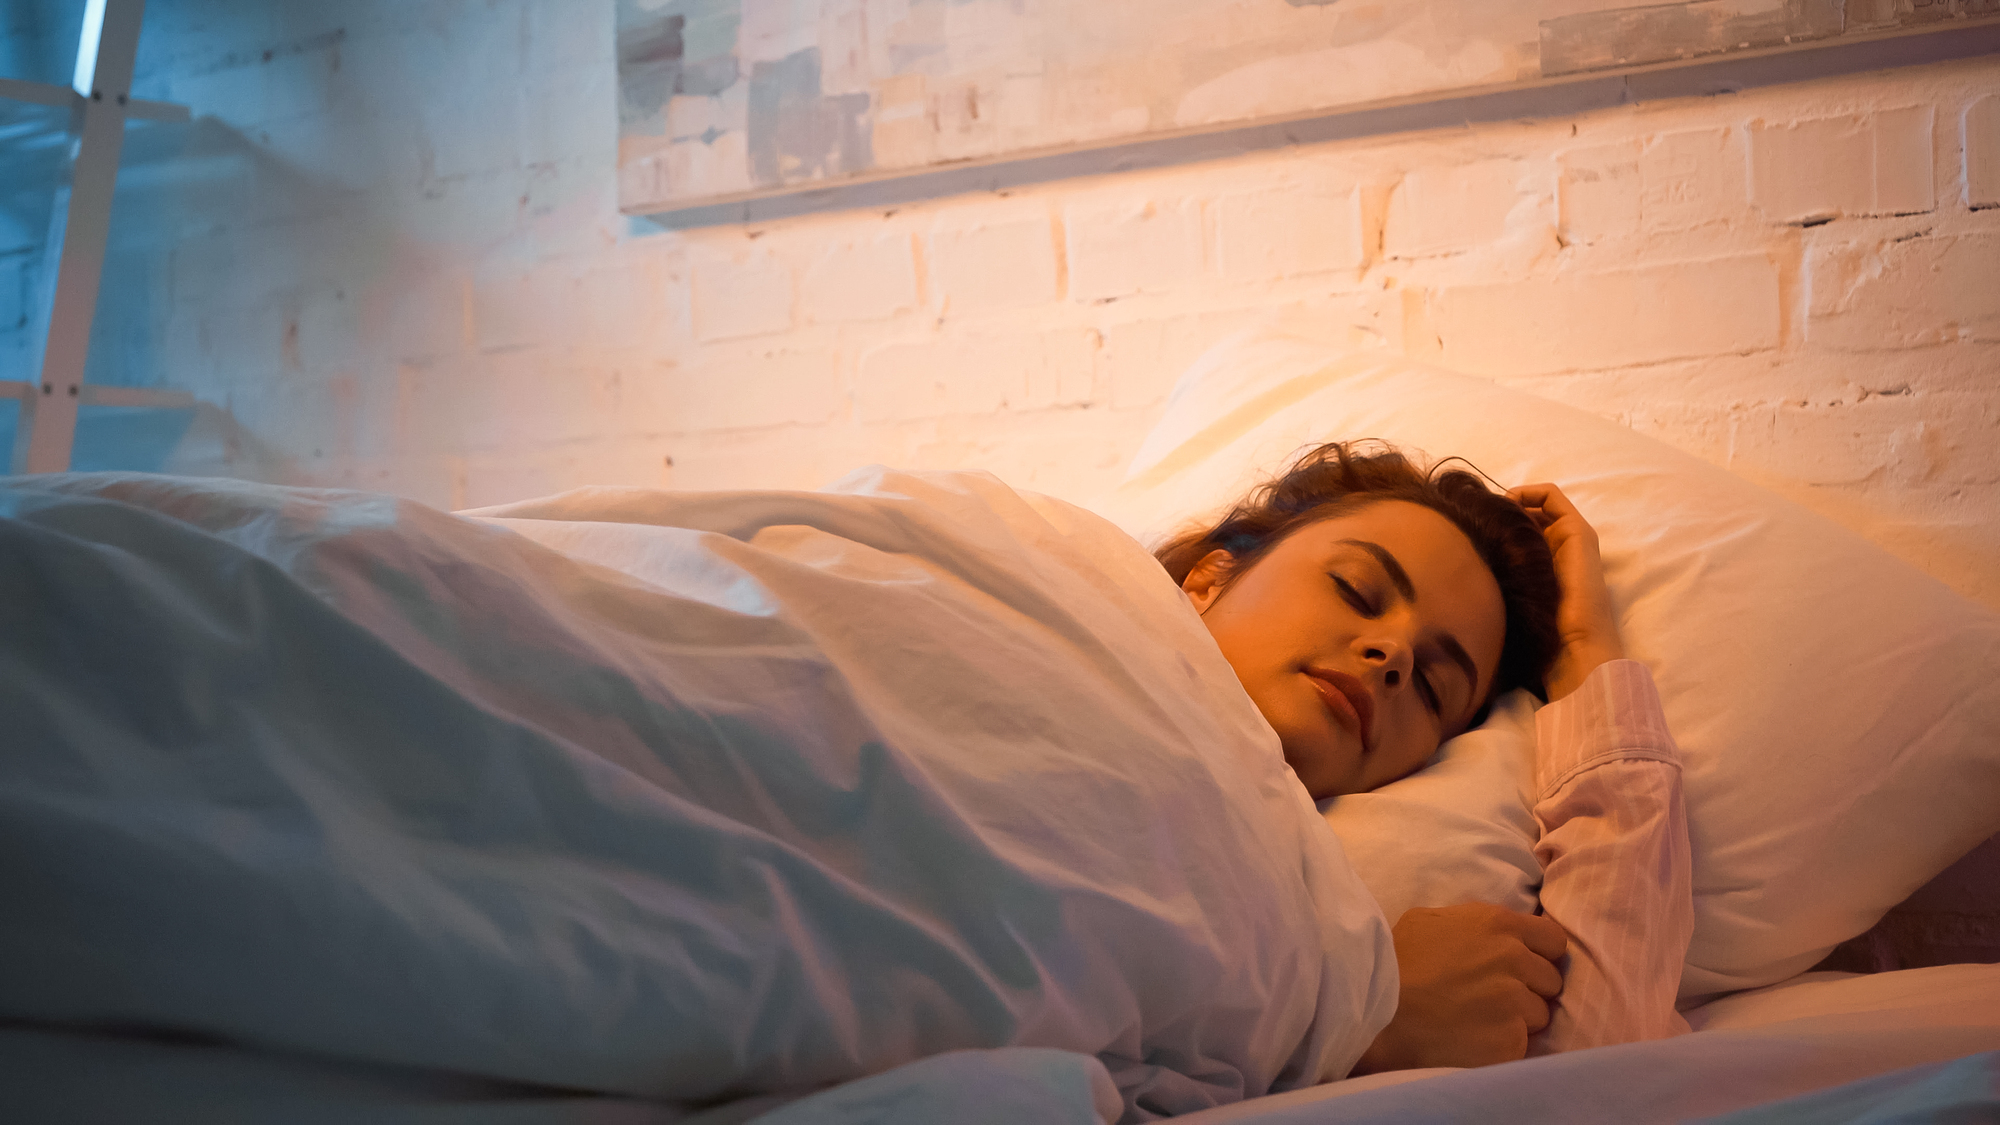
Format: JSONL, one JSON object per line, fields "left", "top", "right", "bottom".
{"left": 1372, "top": 702, "right": 1443, "bottom": 784}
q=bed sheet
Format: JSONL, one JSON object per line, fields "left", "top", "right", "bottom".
{"left": 8, "top": 965, "right": 1997, "bottom": 1124}
{"left": 1169, "top": 962, "right": 2000, "bottom": 1123}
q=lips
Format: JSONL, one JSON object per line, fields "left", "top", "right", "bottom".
{"left": 1305, "top": 668, "right": 1376, "bottom": 754}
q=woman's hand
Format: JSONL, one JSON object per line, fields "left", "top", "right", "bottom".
{"left": 1354, "top": 903, "right": 1568, "bottom": 1073}
{"left": 1509, "top": 483, "right": 1624, "bottom": 703}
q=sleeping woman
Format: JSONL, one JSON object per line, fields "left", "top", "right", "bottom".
{"left": 1158, "top": 441, "right": 1693, "bottom": 1073}
{"left": 3, "top": 438, "right": 1688, "bottom": 1117}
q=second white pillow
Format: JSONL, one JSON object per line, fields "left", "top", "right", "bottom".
{"left": 1321, "top": 690, "right": 1541, "bottom": 926}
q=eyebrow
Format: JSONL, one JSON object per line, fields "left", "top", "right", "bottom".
{"left": 1338, "top": 539, "right": 1415, "bottom": 601}
{"left": 1339, "top": 537, "right": 1482, "bottom": 711}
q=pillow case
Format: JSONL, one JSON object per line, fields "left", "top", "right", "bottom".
{"left": 1101, "top": 329, "right": 2000, "bottom": 999}
{"left": 1320, "top": 690, "right": 1541, "bottom": 925}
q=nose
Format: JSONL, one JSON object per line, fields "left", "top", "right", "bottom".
{"left": 1355, "top": 630, "right": 1415, "bottom": 690}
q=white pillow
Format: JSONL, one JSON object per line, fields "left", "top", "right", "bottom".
{"left": 1102, "top": 329, "right": 2000, "bottom": 1000}
{"left": 1320, "top": 689, "right": 1541, "bottom": 925}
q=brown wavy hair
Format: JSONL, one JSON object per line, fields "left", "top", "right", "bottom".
{"left": 1156, "top": 440, "right": 1562, "bottom": 708}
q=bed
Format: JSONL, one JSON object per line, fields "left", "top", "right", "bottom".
{"left": 5, "top": 332, "right": 1997, "bottom": 1123}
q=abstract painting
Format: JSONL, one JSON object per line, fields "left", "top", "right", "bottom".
{"left": 615, "top": 0, "right": 1992, "bottom": 212}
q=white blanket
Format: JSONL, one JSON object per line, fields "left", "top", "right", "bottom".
{"left": 0, "top": 469, "right": 1393, "bottom": 1121}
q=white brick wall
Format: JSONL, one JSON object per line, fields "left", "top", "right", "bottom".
{"left": 1748, "top": 106, "right": 1936, "bottom": 223}
{"left": 927, "top": 213, "right": 1064, "bottom": 313}
{"left": 1428, "top": 255, "right": 1783, "bottom": 375}
{"left": 1808, "top": 232, "right": 2000, "bottom": 350}
{"left": 690, "top": 248, "right": 796, "bottom": 342}
{"left": 1966, "top": 94, "right": 2000, "bottom": 209}
{"left": 799, "top": 233, "right": 921, "bottom": 325}
{"left": 1065, "top": 197, "right": 1204, "bottom": 302}
{"left": 74, "top": 6, "right": 2000, "bottom": 611}
{"left": 1213, "top": 185, "right": 1366, "bottom": 281}
{"left": 1386, "top": 160, "right": 1541, "bottom": 259}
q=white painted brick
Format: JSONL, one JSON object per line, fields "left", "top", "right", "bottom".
{"left": 294, "top": 285, "right": 360, "bottom": 375}
{"left": 1096, "top": 299, "right": 1396, "bottom": 412}
{"left": 1749, "top": 106, "right": 1935, "bottom": 223}
{"left": 591, "top": 357, "right": 682, "bottom": 435}
{"left": 472, "top": 267, "right": 558, "bottom": 353}
{"left": 675, "top": 348, "right": 844, "bottom": 430}
{"left": 383, "top": 272, "right": 470, "bottom": 363}
{"left": 1384, "top": 160, "right": 1534, "bottom": 259}
{"left": 690, "top": 249, "right": 795, "bottom": 342}
{"left": 423, "top": 91, "right": 524, "bottom": 182}
{"left": 1065, "top": 198, "right": 1203, "bottom": 302}
{"left": 855, "top": 329, "right": 1098, "bottom": 422}
{"left": 1730, "top": 393, "right": 1990, "bottom": 489}
{"left": 1024, "top": 329, "right": 1100, "bottom": 410}
{"left": 1558, "top": 142, "right": 1641, "bottom": 244}
{"left": 1100, "top": 310, "right": 1263, "bottom": 411}
{"left": 1213, "top": 185, "right": 1365, "bottom": 282}
{"left": 1430, "top": 255, "right": 1781, "bottom": 374}
{"left": 1808, "top": 232, "right": 2000, "bottom": 351}
{"left": 1639, "top": 126, "right": 1747, "bottom": 232}
{"left": 1967, "top": 95, "right": 2000, "bottom": 209}
{"left": 799, "top": 233, "right": 920, "bottom": 324}
{"left": 927, "top": 215, "right": 1062, "bottom": 314}
{"left": 577, "top": 256, "right": 683, "bottom": 354}
{"left": 169, "top": 235, "right": 245, "bottom": 305}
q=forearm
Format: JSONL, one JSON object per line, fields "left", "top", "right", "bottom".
{"left": 1528, "top": 659, "right": 1692, "bottom": 1054}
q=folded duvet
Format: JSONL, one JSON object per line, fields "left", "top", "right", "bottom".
{"left": 0, "top": 469, "right": 1393, "bottom": 1120}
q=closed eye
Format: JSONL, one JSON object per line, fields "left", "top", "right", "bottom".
{"left": 1331, "top": 574, "right": 1379, "bottom": 617}
{"left": 1415, "top": 665, "right": 1441, "bottom": 715}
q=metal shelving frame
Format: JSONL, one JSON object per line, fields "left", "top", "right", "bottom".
{"left": 2, "top": 0, "right": 193, "bottom": 473}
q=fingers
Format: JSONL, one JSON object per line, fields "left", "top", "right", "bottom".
{"left": 1476, "top": 903, "right": 1569, "bottom": 961}
{"left": 1491, "top": 910, "right": 1567, "bottom": 996}
{"left": 1514, "top": 945, "right": 1565, "bottom": 998}
{"left": 1517, "top": 985, "right": 1555, "bottom": 1035}
{"left": 1509, "top": 483, "right": 1563, "bottom": 527}
{"left": 1509, "top": 483, "right": 1600, "bottom": 546}
{"left": 1510, "top": 481, "right": 1570, "bottom": 510}
{"left": 1514, "top": 913, "right": 1571, "bottom": 962}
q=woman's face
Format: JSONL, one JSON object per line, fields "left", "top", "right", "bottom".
{"left": 1182, "top": 500, "right": 1506, "bottom": 799}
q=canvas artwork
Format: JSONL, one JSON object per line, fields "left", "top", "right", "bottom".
{"left": 614, "top": 0, "right": 1990, "bottom": 213}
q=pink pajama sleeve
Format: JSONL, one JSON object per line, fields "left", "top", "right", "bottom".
{"left": 1527, "top": 658, "right": 1693, "bottom": 1055}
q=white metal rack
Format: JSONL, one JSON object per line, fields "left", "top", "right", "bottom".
{"left": 2, "top": 0, "right": 193, "bottom": 473}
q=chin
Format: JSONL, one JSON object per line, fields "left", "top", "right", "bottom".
{"left": 1280, "top": 741, "right": 1358, "bottom": 801}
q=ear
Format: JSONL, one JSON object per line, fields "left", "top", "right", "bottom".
{"left": 1181, "top": 549, "right": 1235, "bottom": 615}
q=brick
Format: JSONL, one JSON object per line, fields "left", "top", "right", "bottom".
{"left": 381, "top": 271, "right": 469, "bottom": 364}
{"left": 674, "top": 348, "right": 844, "bottom": 430}
{"left": 799, "top": 233, "right": 920, "bottom": 324}
{"left": 855, "top": 329, "right": 1098, "bottom": 423}
{"left": 1430, "top": 256, "right": 1781, "bottom": 375}
{"left": 1639, "top": 127, "right": 1748, "bottom": 232}
{"left": 1967, "top": 95, "right": 2000, "bottom": 209}
{"left": 1808, "top": 232, "right": 2000, "bottom": 351}
{"left": 927, "top": 215, "right": 1062, "bottom": 314}
{"left": 1731, "top": 392, "right": 1992, "bottom": 489}
{"left": 690, "top": 249, "right": 794, "bottom": 342}
{"left": 472, "top": 267, "right": 558, "bottom": 353}
{"left": 1558, "top": 142, "right": 1641, "bottom": 244}
{"left": 1749, "top": 106, "right": 1934, "bottom": 223}
{"left": 576, "top": 256, "right": 683, "bottom": 354}
{"left": 170, "top": 235, "right": 243, "bottom": 306}
{"left": 1065, "top": 198, "right": 1203, "bottom": 302}
{"left": 1100, "top": 311, "right": 1249, "bottom": 412}
{"left": 422, "top": 89, "right": 524, "bottom": 182}
{"left": 1384, "top": 160, "right": 1533, "bottom": 259}
{"left": 1213, "top": 185, "right": 1364, "bottom": 282}
{"left": 1560, "top": 130, "right": 1744, "bottom": 244}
